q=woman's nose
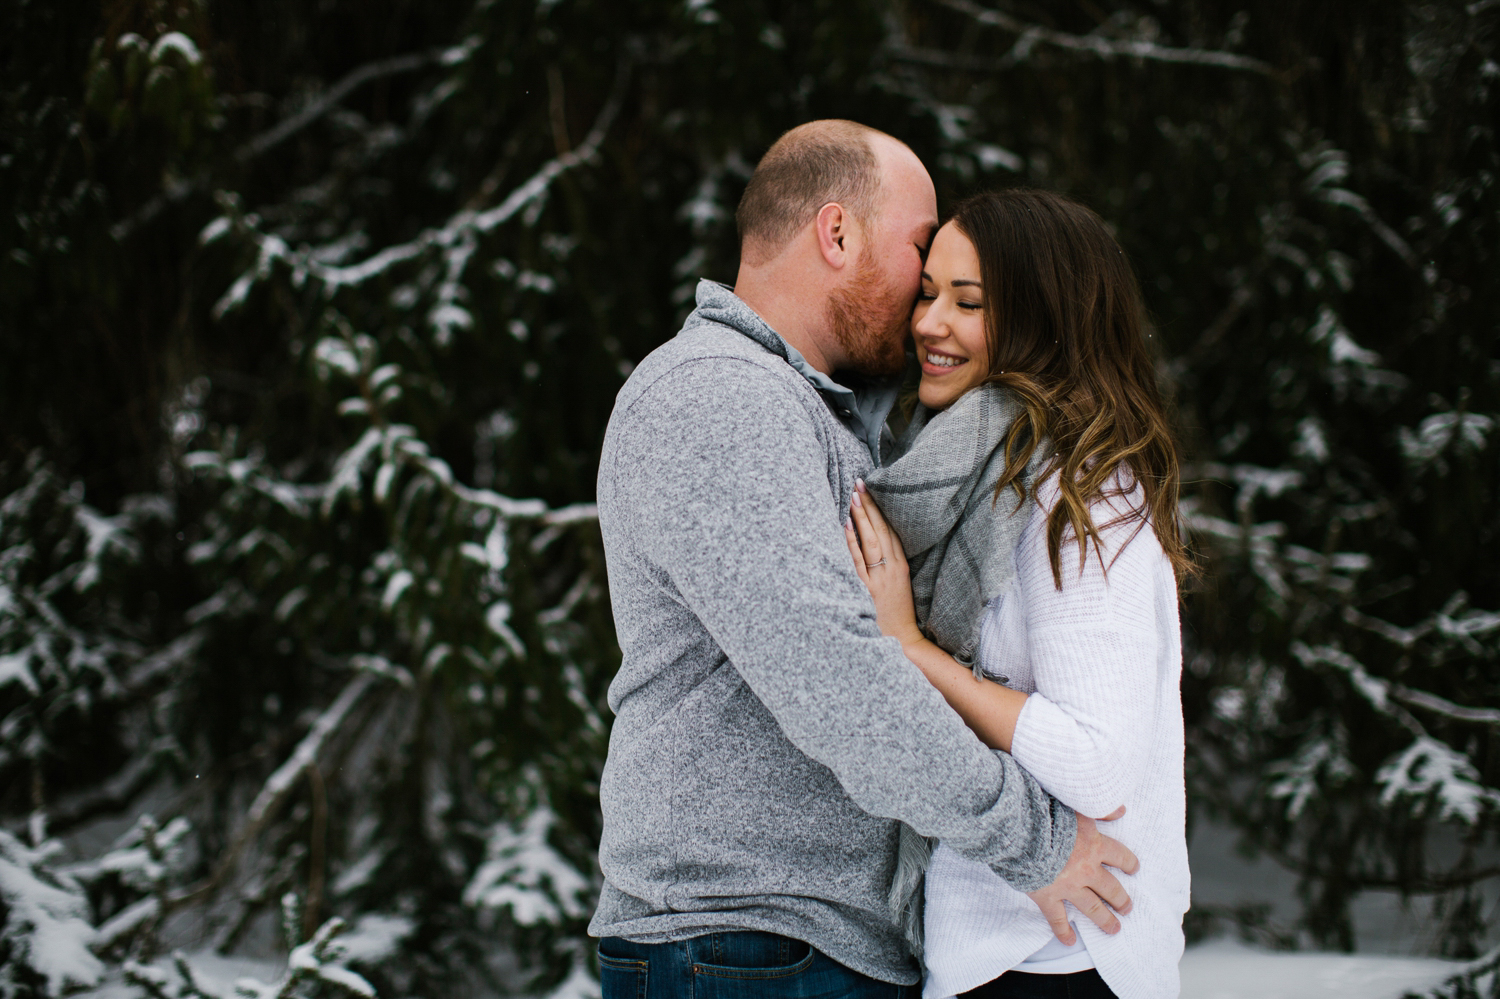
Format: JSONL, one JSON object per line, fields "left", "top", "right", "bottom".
{"left": 913, "top": 306, "right": 947, "bottom": 339}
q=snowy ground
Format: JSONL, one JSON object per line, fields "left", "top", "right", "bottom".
{"left": 1180, "top": 940, "right": 1458, "bottom": 999}
{"left": 81, "top": 942, "right": 1458, "bottom": 999}
{"left": 82, "top": 951, "right": 283, "bottom": 999}
{"left": 70, "top": 816, "right": 1476, "bottom": 998}
{"left": 1178, "top": 817, "right": 1473, "bottom": 998}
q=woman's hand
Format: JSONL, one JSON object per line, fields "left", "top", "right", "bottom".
{"left": 844, "top": 479, "right": 922, "bottom": 647}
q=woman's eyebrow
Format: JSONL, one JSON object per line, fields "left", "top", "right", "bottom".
{"left": 951, "top": 278, "right": 982, "bottom": 288}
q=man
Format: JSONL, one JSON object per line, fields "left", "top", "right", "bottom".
{"left": 590, "top": 120, "right": 1137, "bottom": 997}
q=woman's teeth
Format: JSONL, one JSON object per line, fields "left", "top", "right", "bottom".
{"left": 927, "top": 354, "right": 965, "bottom": 368}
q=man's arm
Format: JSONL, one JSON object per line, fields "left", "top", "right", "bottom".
{"left": 613, "top": 359, "right": 1075, "bottom": 889}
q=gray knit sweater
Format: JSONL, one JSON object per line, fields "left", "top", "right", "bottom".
{"left": 588, "top": 280, "right": 1076, "bottom": 985}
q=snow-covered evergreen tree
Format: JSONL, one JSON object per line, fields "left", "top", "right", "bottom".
{"left": 1, "top": 1, "right": 1496, "bottom": 995}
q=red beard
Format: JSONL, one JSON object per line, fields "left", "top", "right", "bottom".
{"left": 826, "top": 251, "right": 911, "bottom": 378}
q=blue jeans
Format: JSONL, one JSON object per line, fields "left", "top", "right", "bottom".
{"left": 597, "top": 931, "right": 918, "bottom": 999}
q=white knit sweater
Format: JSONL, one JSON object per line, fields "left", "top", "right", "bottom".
{"left": 922, "top": 477, "right": 1190, "bottom": 999}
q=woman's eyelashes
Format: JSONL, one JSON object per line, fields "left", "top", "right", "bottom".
{"left": 916, "top": 293, "right": 983, "bottom": 310}
{"left": 917, "top": 286, "right": 983, "bottom": 310}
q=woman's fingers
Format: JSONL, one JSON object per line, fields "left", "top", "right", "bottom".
{"left": 855, "top": 479, "right": 905, "bottom": 564}
{"left": 850, "top": 494, "right": 884, "bottom": 567}
{"left": 844, "top": 519, "right": 870, "bottom": 586}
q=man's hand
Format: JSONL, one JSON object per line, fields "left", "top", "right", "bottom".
{"left": 1026, "top": 808, "right": 1137, "bottom": 944}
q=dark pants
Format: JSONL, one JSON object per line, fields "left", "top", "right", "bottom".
{"left": 597, "top": 931, "right": 918, "bottom": 999}
{"left": 960, "top": 969, "right": 1118, "bottom": 999}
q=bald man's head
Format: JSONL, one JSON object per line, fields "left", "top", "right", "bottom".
{"left": 735, "top": 120, "right": 894, "bottom": 266}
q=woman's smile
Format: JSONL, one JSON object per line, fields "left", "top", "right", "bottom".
{"left": 912, "top": 221, "right": 990, "bottom": 409}
{"left": 920, "top": 346, "right": 969, "bottom": 371}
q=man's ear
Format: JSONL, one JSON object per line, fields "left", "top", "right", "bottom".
{"left": 815, "top": 202, "right": 850, "bottom": 270}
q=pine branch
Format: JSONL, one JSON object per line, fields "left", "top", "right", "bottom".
{"left": 312, "top": 53, "right": 633, "bottom": 292}
{"left": 111, "top": 48, "right": 453, "bottom": 241}
{"left": 172, "top": 672, "right": 378, "bottom": 907}
{"left": 1292, "top": 642, "right": 1426, "bottom": 738}
{"left": 930, "top": 0, "right": 1274, "bottom": 74}
{"left": 234, "top": 50, "right": 441, "bottom": 163}
{"left": 1392, "top": 687, "right": 1500, "bottom": 728}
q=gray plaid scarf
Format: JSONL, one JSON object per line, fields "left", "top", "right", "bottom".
{"left": 863, "top": 382, "right": 1048, "bottom": 959}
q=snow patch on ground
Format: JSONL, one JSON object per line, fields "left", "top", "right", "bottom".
{"left": 1181, "top": 939, "right": 1458, "bottom": 999}
{"left": 81, "top": 950, "right": 281, "bottom": 998}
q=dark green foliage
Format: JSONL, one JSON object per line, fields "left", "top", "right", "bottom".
{"left": 1, "top": 0, "right": 1497, "bottom": 994}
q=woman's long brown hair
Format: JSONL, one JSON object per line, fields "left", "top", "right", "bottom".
{"left": 949, "top": 188, "right": 1196, "bottom": 587}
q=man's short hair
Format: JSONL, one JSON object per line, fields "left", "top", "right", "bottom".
{"left": 735, "top": 120, "right": 885, "bottom": 265}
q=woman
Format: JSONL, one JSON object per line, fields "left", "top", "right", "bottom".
{"left": 843, "top": 188, "right": 1193, "bottom": 999}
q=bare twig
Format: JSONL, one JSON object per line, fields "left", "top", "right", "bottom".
{"left": 1192, "top": 284, "right": 1255, "bottom": 359}
{"left": 172, "top": 672, "right": 376, "bottom": 907}
{"left": 302, "top": 763, "right": 328, "bottom": 940}
{"left": 547, "top": 64, "right": 571, "bottom": 156}
{"left": 887, "top": 44, "right": 1023, "bottom": 72}
{"left": 234, "top": 51, "right": 438, "bottom": 163}
{"left": 931, "top": 0, "right": 1274, "bottom": 74}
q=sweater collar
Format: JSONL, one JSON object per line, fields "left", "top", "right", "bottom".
{"left": 685, "top": 279, "right": 901, "bottom": 463}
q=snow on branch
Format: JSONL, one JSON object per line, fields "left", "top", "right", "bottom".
{"left": 0, "top": 831, "right": 104, "bottom": 993}
{"left": 308, "top": 55, "right": 632, "bottom": 294}
{"left": 1291, "top": 642, "right": 1424, "bottom": 737}
{"left": 241, "top": 674, "right": 373, "bottom": 835}
{"left": 195, "top": 673, "right": 377, "bottom": 898}
{"left": 931, "top": 0, "right": 1273, "bottom": 74}
{"left": 463, "top": 808, "right": 590, "bottom": 926}
{"left": 1299, "top": 144, "right": 1417, "bottom": 265}
{"left": 1292, "top": 643, "right": 1500, "bottom": 824}
{"left": 1420, "top": 942, "right": 1500, "bottom": 999}
{"left": 1376, "top": 736, "right": 1500, "bottom": 824}
{"left": 1392, "top": 686, "right": 1500, "bottom": 727}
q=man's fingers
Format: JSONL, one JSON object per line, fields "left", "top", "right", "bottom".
{"left": 1097, "top": 835, "right": 1140, "bottom": 877}
{"left": 1035, "top": 899, "right": 1076, "bottom": 946}
{"left": 1082, "top": 865, "right": 1132, "bottom": 917}
{"left": 1077, "top": 890, "right": 1122, "bottom": 935}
